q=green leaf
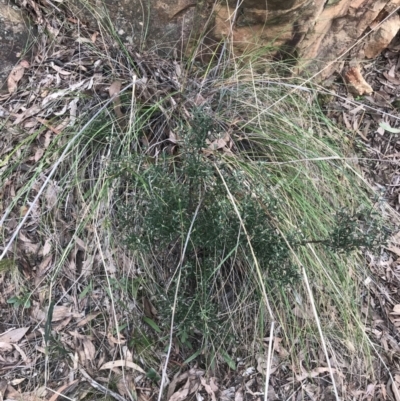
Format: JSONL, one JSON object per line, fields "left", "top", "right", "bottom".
{"left": 45, "top": 301, "right": 55, "bottom": 346}
{"left": 221, "top": 350, "right": 236, "bottom": 370}
{"left": 379, "top": 122, "right": 400, "bottom": 134}
{"left": 79, "top": 282, "right": 92, "bottom": 299}
{"left": 7, "top": 296, "right": 19, "bottom": 304}
{"left": 23, "top": 298, "right": 31, "bottom": 308}
{"left": 143, "top": 317, "right": 161, "bottom": 333}
{"left": 115, "top": 323, "right": 128, "bottom": 334}
{"left": 146, "top": 368, "right": 161, "bottom": 382}
{"left": 183, "top": 348, "right": 202, "bottom": 365}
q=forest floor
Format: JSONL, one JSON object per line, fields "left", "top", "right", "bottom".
{"left": 2, "top": 2, "right": 400, "bottom": 401}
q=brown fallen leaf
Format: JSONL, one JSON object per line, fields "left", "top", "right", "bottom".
{"left": 35, "top": 255, "right": 52, "bottom": 282}
{"left": 234, "top": 389, "right": 244, "bottom": 401}
{"left": 82, "top": 338, "right": 96, "bottom": 361}
{"left": 200, "top": 377, "right": 218, "bottom": 401}
{"left": 388, "top": 247, "right": 400, "bottom": 257}
{"left": 391, "top": 378, "right": 400, "bottom": 401}
{"left": 208, "top": 138, "right": 227, "bottom": 150}
{"left": 4, "top": 384, "right": 21, "bottom": 400}
{"left": 7, "top": 60, "right": 30, "bottom": 94}
{"left": 115, "top": 374, "right": 136, "bottom": 399}
{"left": 13, "top": 343, "right": 28, "bottom": 362}
{"left": 0, "top": 327, "right": 29, "bottom": 343}
{"left": 0, "top": 342, "right": 13, "bottom": 352}
{"left": 76, "top": 312, "right": 101, "bottom": 328}
{"left": 45, "top": 181, "right": 59, "bottom": 210}
{"left": 36, "top": 117, "right": 62, "bottom": 135}
{"left": 100, "top": 360, "right": 145, "bottom": 373}
{"left": 109, "top": 80, "right": 128, "bottom": 130}
{"left": 109, "top": 80, "right": 123, "bottom": 119}
{"left": 10, "top": 378, "right": 25, "bottom": 386}
{"left": 13, "top": 105, "right": 42, "bottom": 125}
{"left": 32, "top": 305, "right": 72, "bottom": 322}
{"left": 50, "top": 63, "right": 71, "bottom": 76}
{"left": 295, "top": 367, "right": 343, "bottom": 382}
{"left": 169, "top": 378, "right": 190, "bottom": 401}
{"left": 91, "top": 32, "right": 99, "bottom": 43}
{"left": 167, "top": 372, "right": 189, "bottom": 400}
{"left": 48, "top": 379, "right": 79, "bottom": 401}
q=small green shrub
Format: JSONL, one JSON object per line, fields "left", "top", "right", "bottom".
{"left": 112, "top": 110, "right": 390, "bottom": 351}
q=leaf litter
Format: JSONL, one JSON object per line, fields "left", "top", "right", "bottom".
{"left": 321, "top": 31, "right": 400, "bottom": 400}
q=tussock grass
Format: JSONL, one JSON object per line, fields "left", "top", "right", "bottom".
{"left": 0, "top": 6, "right": 396, "bottom": 399}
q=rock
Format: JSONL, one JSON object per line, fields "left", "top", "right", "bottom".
{"left": 364, "top": 14, "right": 400, "bottom": 59}
{"left": 0, "top": 0, "right": 31, "bottom": 91}
{"left": 343, "top": 65, "right": 373, "bottom": 96}
{"left": 213, "top": 4, "right": 295, "bottom": 55}
{"left": 213, "top": 0, "right": 400, "bottom": 80}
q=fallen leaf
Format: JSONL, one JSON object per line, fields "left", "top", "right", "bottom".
{"left": 34, "top": 148, "right": 44, "bottom": 162}
{"left": 109, "top": 81, "right": 125, "bottom": 125}
{"left": 42, "top": 240, "right": 52, "bottom": 256}
{"left": 55, "top": 306, "right": 75, "bottom": 321}
{"left": 83, "top": 338, "right": 96, "bottom": 361}
{"left": 200, "top": 377, "right": 217, "bottom": 401}
{"left": 388, "top": 247, "right": 400, "bottom": 257}
{"left": 380, "top": 122, "right": 400, "bottom": 134}
{"left": 0, "top": 327, "right": 29, "bottom": 343}
{"left": 75, "top": 37, "right": 94, "bottom": 44}
{"left": 13, "top": 343, "right": 28, "bottom": 362}
{"left": 45, "top": 181, "right": 59, "bottom": 210}
{"left": 13, "top": 105, "right": 41, "bottom": 125}
{"left": 0, "top": 342, "right": 14, "bottom": 351}
{"left": 295, "top": 367, "right": 343, "bottom": 382}
{"left": 50, "top": 63, "right": 71, "bottom": 75}
{"left": 10, "top": 378, "right": 25, "bottom": 386}
{"left": 7, "top": 61, "right": 30, "bottom": 94}
{"left": 234, "top": 389, "right": 244, "bottom": 401}
{"left": 169, "top": 378, "right": 190, "bottom": 401}
{"left": 208, "top": 138, "right": 227, "bottom": 150}
{"left": 115, "top": 374, "right": 136, "bottom": 399}
{"left": 48, "top": 379, "right": 79, "bottom": 401}
{"left": 392, "top": 379, "right": 400, "bottom": 401}
{"left": 76, "top": 312, "right": 100, "bottom": 328}
{"left": 91, "top": 32, "right": 99, "bottom": 43}
{"left": 34, "top": 305, "right": 72, "bottom": 322}
{"left": 167, "top": 372, "right": 189, "bottom": 400}
{"left": 100, "top": 360, "right": 145, "bottom": 373}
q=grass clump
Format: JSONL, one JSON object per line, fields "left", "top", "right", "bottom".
{"left": 112, "top": 90, "right": 391, "bottom": 367}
